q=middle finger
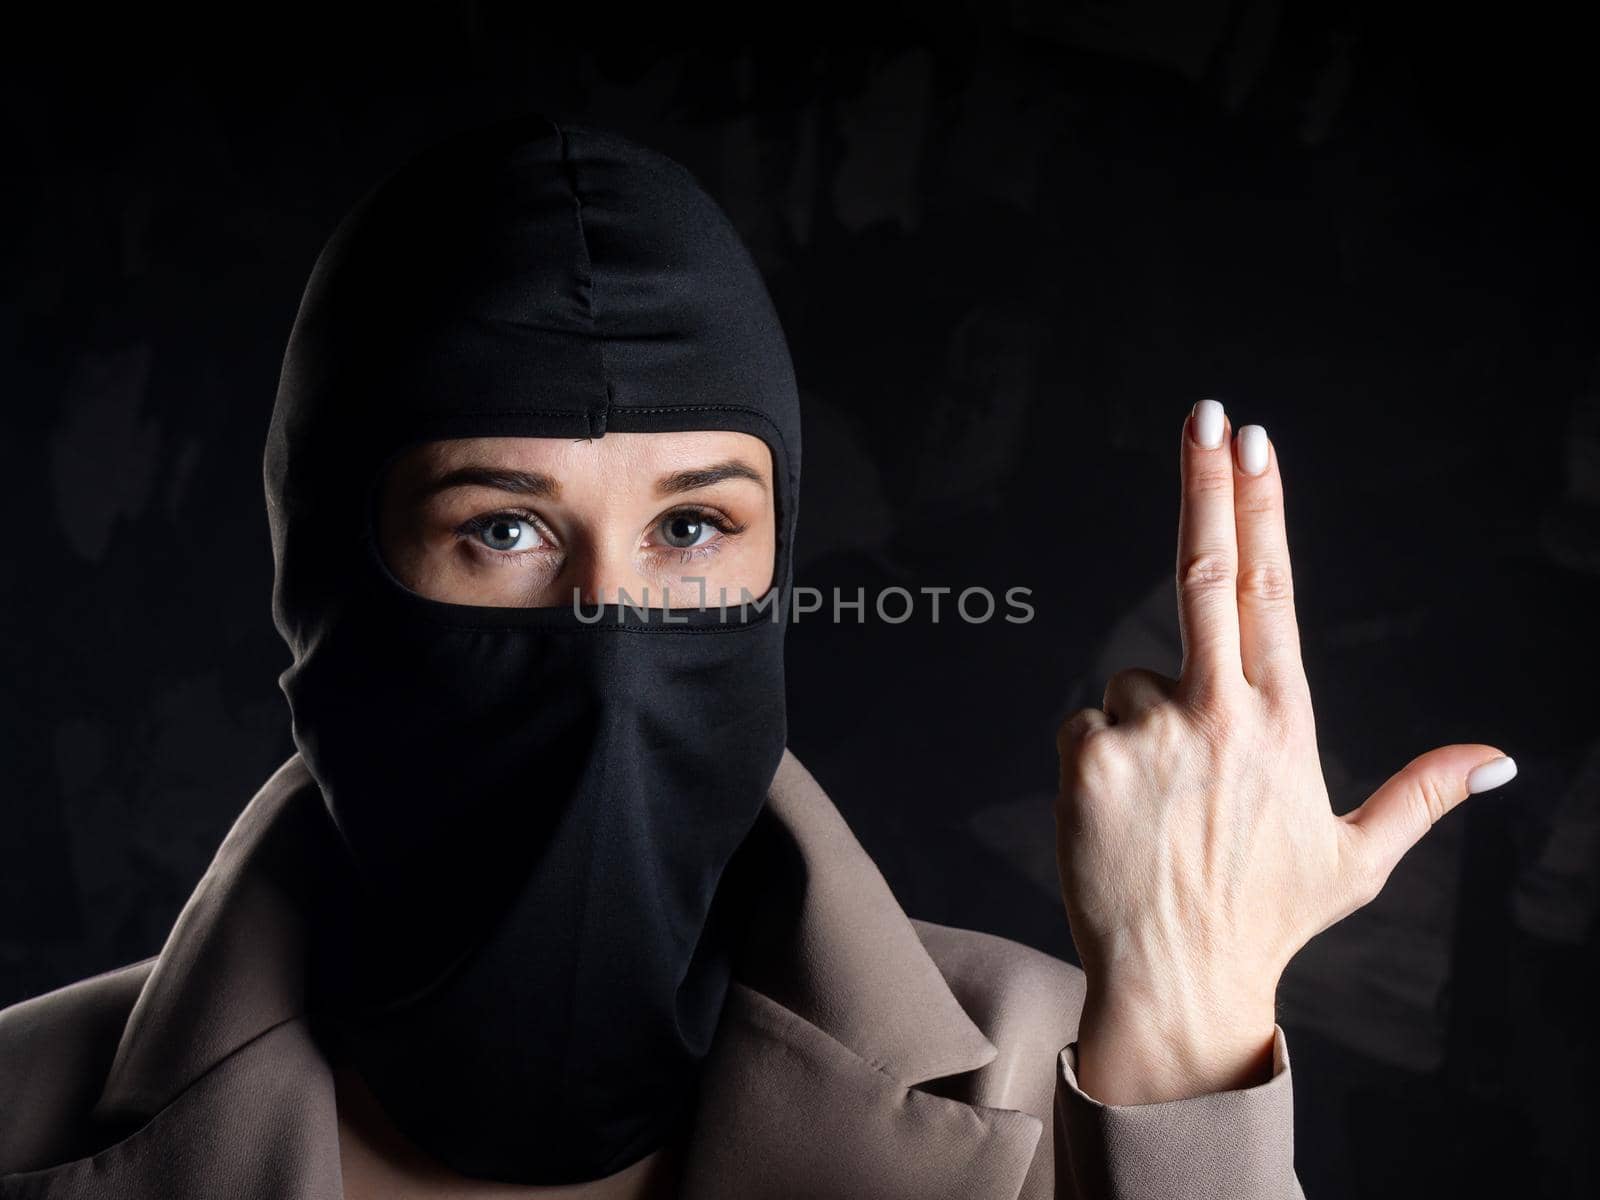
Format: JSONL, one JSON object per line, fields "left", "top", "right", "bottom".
{"left": 1230, "top": 423, "right": 1308, "bottom": 699}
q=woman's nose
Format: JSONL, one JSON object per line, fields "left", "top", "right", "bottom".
{"left": 568, "top": 549, "right": 657, "bottom": 609}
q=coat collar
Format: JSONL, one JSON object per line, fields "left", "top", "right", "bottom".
{"left": 65, "top": 750, "right": 1038, "bottom": 1198}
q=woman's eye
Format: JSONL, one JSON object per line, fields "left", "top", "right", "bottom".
{"left": 658, "top": 512, "right": 715, "bottom": 549}
{"left": 474, "top": 515, "right": 538, "bottom": 553}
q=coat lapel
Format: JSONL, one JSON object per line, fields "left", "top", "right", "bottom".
{"left": 677, "top": 749, "right": 1043, "bottom": 1198}
{"left": 4, "top": 756, "right": 347, "bottom": 1200}
{"left": 14, "top": 750, "right": 1039, "bottom": 1199}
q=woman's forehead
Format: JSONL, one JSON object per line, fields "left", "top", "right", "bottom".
{"left": 393, "top": 430, "right": 774, "bottom": 487}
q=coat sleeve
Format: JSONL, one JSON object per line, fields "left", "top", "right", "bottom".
{"left": 1052, "top": 1025, "right": 1305, "bottom": 1200}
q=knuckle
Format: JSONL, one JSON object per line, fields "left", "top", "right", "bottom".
{"left": 1275, "top": 670, "right": 1315, "bottom": 712}
{"left": 1064, "top": 727, "right": 1125, "bottom": 795}
{"left": 1056, "top": 708, "right": 1105, "bottom": 756}
{"left": 1186, "top": 670, "right": 1244, "bottom": 718}
{"left": 1103, "top": 665, "right": 1154, "bottom": 699}
{"left": 1187, "top": 465, "right": 1234, "bottom": 498}
{"left": 1255, "top": 673, "right": 1314, "bottom": 732}
{"left": 1185, "top": 696, "right": 1241, "bottom": 759}
{"left": 1148, "top": 702, "right": 1191, "bottom": 754}
{"left": 1257, "top": 688, "right": 1303, "bottom": 740}
{"left": 1235, "top": 488, "right": 1281, "bottom": 518}
{"left": 1103, "top": 667, "right": 1134, "bottom": 693}
{"left": 1237, "top": 564, "right": 1295, "bottom": 605}
{"left": 1075, "top": 724, "right": 1118, "bottom": 773}
{"left": 1179, "top": 551, "right": 1236, "bottom": 592}
{"left": 1417, "top": 774, "right": 1453, "bottom": 828}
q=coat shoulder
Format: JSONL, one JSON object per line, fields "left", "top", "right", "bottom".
{"left": 0, "top": 959, "right": 153, "bottom": 1173}
{"left": 909, "top": 919, "right": 1084, "bottom": 1112}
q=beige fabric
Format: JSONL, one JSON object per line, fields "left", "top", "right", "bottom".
{"left": 0, "top": 750, "right": 1303, "bottom": 1198}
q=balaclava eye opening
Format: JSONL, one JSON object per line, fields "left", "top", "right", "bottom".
{"left": 264, "top": 115, "right": 801, "bottom": 1184}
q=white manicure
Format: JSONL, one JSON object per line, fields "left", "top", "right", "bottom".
{"left": 1466, "top": 755, "right": 1518, "bottom": 794}
{"left": 1193, "top": 399, "right": 1225, "bottom": 448}
{"left": 1237, "top": 424, "right": 1269, "bottom": 476}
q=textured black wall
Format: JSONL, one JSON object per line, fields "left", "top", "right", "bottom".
{"left": 3, "top": 5, "right": 1597, "bottom": 1195}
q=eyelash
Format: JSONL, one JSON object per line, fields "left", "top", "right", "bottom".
{"left": 455, "top": 506, "right": 747, "bottom": 566}
{"left": 454, "top": 509, "right": 551, "bottom": 560}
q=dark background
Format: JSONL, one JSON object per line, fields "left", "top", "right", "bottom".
{"left": 3, "top": 4, "right": 1597, "bottom": 1195}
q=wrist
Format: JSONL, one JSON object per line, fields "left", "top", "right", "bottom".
{"left": 1074, "top": 974, "right": 1278, "bottom": 1105}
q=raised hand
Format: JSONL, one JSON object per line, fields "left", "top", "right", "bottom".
{"left": 1054, "top": 398, "right": 1517, "bottom": 1104}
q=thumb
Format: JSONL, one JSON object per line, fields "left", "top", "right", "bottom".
{"left": 1342, "top": 744, "right": 1516, "bottom": 896}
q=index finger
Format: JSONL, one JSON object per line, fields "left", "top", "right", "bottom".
{"left": 1176, "top": 399, "right": 1243, "bottom": 697}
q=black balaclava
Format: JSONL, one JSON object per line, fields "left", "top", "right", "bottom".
{"left": 263, "top": 116, "right": 800, "bottom": 1184}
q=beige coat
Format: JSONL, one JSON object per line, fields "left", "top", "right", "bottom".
{"left": 0, "top": 750, "right": 1303, "bottom": 1198}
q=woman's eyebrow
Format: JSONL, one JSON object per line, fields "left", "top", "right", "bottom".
{"left": 654, "top": 459, "right": 767, "bottom": 496}
{"left": 416, "top": 466, "right": 560, "bottom": 501}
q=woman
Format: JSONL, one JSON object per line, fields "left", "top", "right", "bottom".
{"left": 0, "top": 116, "right": 1515, "bottom": 1199}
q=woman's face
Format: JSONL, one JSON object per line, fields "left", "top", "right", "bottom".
{"left": 377, "top": 431, "right": 776, "bottom": 608}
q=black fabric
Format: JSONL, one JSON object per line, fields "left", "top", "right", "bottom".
{"left": 264, "top": 115, "right": 801, "bottom": 1184}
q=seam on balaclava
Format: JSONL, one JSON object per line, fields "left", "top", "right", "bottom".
{"left": 550, "top": 121, "right": 797, "bottom": 589}
{"left": 555, "top": 120, "right": 612, "bottom": 440}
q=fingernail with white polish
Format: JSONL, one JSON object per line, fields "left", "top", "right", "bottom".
{"left": 1193, "top": 399, "right": 1225, "bottom": 448}
{"left": 1237, "top": 424, "right": 1270, "bottom": 476}
{"left": 1467, "top": 755, "right": 1518, "bottom": 794}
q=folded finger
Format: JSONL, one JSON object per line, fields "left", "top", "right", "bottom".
{"left": 1102, "top": 666, "right": 1178, "bottom": 725}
